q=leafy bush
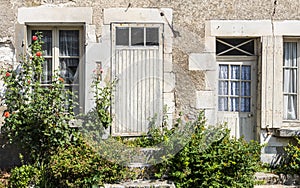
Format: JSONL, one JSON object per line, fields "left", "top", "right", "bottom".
{"left": 9, "top": 164, "right": 40, "bottom": 188}
{"left": 278, "top": 137, "right": 300, "bottom": 175}
{"left": 45, "top": 140, "right": 133, "bottom": 187}
{"left": 153, "top": 113, "right": 262, "bottom": 188}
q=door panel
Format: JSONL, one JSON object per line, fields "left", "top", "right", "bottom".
{"left": 217, "top": 60, "right": 257, "bottom": 141}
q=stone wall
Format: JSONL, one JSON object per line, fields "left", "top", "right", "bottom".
{"left": 0, "top": 0, "right": 299, "bottom": 116}
{"left": 1, "top": 0, "right": 300, "bottom": 167}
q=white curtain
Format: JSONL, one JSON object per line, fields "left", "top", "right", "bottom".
{"left": 219, "top": 64, "right": 251, "bottom": 112}
{"left": 59, "top": 30, "right": 79, "bottom": 84}
{"left": 283, "top": 42, "right": 297, "bottom": 120}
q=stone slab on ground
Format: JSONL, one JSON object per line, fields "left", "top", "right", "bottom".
{"left": 103, "top": 180, "right": 175, "bottom": 188}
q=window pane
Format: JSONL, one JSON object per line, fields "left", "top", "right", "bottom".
{"left": 116, "top": 27, "right": 129, "bottom": 46}
{"left": 42, "top": 58, "right": 52, "bottom": 84}
{"left": 242, "top": 65, "right": 251, "bottom": 80}
{"left": 218, "top": 97, "right": 228, "bottom": 111}
{"left": 131, "top": 27, "right": 144, "bottom": 46}
{"left": 230, "top": 81, "right": 240, "bottom": 96}
{"left": 32, "top": 30, "right": 52, "bottom": 56}
{"left": 59, "top": 30, "right": 79, "bottom": 56}
{"left": 241, "top": 98, "right": 251, "bottom": 112}
{"left": 241, "top": 82, "right": 251, "bottom": 96}
{"left": 60, "top": 58, "right": 79, "bottom": 84}
{"left": 146, "top": 28, "right": 159, "bottom": 46}
{"left": 284, "top": 42, "right": 297, "bottom": 67}
{"left": 219, "top": 65, "right": 228, "bottom": 79}
{"left": 284, "top": 95, "right": 297, "bottom": 120}
{"left": 283, "top": 69, "right": 297, "bottom": 93}
{"left": 230, "top": 97, "right": 239, "bottom": 111}
{"left": 65, "top": 85, "right": 79, "bottom": 114}
{"left": 218, "top": 81, "right": 228, "bottom": 95}
{"left": 230, "top": 65, "right": 240, "bottom": 79}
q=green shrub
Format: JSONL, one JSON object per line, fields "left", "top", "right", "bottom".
{"left": 45, "top": 140, "right": 133, "bottom": 187}
{"left": 9, "top": 164, "right": 40, "bottom": 188}
{"left": 153, "top": 113, "right": 262, "bottom": 188}
{"left": 278, "top": 137, "right": 300, "bottom": 175}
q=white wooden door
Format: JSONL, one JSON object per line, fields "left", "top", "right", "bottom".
{"left": 111, "top": 24, "right": 163, "bottom": 136}
{"left": 217, "top": 60, "right": 257, "bottom": 141}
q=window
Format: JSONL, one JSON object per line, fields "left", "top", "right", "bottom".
{"left": 218, "top": 64, "right": 252, "bottom": 112}
{"left": 283, "top": 41, "right": 298, "bottom": 120}
{"left": 217, "top": 38, "right": 256, "bottom": 113}
{"left": 115, "top": 26, "right": 159, "bottom": 46}
{"left": 29, "top": 27, "right": 83, "bottom": 114}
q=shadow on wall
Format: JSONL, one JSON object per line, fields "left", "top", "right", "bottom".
{"left": 0, "top": 135, "right": 23, "bottom": 170}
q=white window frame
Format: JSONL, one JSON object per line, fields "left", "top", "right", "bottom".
{"left": 28, "top": 26, "right": 84, "bottom": 113}
{"left": 283, "top": 38, "right": 300, "bottom": 123}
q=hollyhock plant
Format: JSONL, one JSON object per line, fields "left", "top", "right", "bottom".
{"left": 3, "top": 111, "right": 10, "bottom": 118}
{"left": 32, "top": 35, "right": 38, "bottom": 41}
{"left": 36, "top": 51, "right": 42, "bottom": 57}
{"left": 1, "top": 31, "right": 77, "bottom": 162}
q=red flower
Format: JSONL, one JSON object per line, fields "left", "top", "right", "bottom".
{"left": 32, "top": 36, "right": 38, "bottom": 41}
{"left": 5, "top": 72, "right": 10, "bottom": 77}
{"left": 58, "top": 77, "right": 64, "bottom": 83}
{"left": 28, "top": 80, "right": 31, "bottom": 84}
{"left": 36, "top": 51, "right": 42, "bottom": 57}
{"left": 3, "top": 111, "right": 10, "bottom": 118}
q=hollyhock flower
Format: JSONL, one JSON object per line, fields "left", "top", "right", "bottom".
{"left": 58, "top": 77, "right": 64, "bottom": 83}
{"left": 32, "top": 36, "right": 38, "bottom": 41}
{"left": 36, "top": 51, "right": 42, "bottom": 57}
{"left": 3, "top": 111, "right": 10, "bottom": 118}
{"left": 28, "top": 80, "right": 31, "bottom": 84}
{"left": 5, "top": 72, "right": 10, "bottom": 77}
{"left": 100, "top": 68, "right": 104, "bottom": 74}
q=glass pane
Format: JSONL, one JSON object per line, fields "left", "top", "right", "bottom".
{"left": 116, "top": 27, "right": 129, "bottom": 46}
{"left": 283, "top": 68, "right": 297, "bottom": 93}
{"left": 230, "top": 81, "right": 240, "bottom": 96}
{"left": 131, "top": 27, "right": 144, "bottom": 46}
{"left": 241, "top": 98, "right": 251, "bottom": 112}
{"left": 242, "top": 65, "right": 251, "bottom": 80}
{"left": 219, "top": 65, "right": 228, "bottom": 79}
{"left": 32, "top": 30, "right": 52, "bottom": 56}
{"left": 218, "top": 81, "right": 228, "bottom": 95}
{"left": 284, "top": 94, "right": 297, "bottom": 120}
{"left": 241, "top": 82, "right": 251, "bottom": 96}
{"left": 59, "top": 30, "right": 79, "bottom": 56}
{"left": 230, "top": 65, "right": 240, "bottom": 79}
{"left": 218, "top": 97, "right": 228, "bottom": 111}
{"left": 42, "top": 58, "right": 52, "bottom": 84}
{"left": 64, "top": 85, "right": 79, "bottom": 115}
{"left": 284, "top": 42, "right": 297, "bottom": 67}
{"left": 59, "top": 58, "right": 79, "bottom": 84}
{"left": 230, "top": 97, "right": 239, "bottom": 112}
{"left": 146, "top": 28, "right": 159, "bottom": 46}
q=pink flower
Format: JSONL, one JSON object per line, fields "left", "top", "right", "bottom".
{"left": 32, "top": 36, "right": 38, "bottom": 41}
{"left": 100, "top": 68, "right": 104, "bottom": 73}
{"left": 5, "top": 72, "right": 10, "bottom": 77}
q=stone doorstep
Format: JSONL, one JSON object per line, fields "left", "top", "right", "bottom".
{"left": 254, "top": 186, "right": 300, "bottom": 188}
{"left": 103, "top": 180, "right": 175, "bottom": 188}
{"left": 255, "top": 172, "right": 300, "bottom": 187}
{"left": 255, "top": 172, "right": 281, "bottom": 185}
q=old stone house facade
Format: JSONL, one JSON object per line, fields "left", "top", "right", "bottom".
{"left": 0, "top": 0, "right": 300, "bottom": 166}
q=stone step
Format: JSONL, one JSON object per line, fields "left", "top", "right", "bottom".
{"left": 103, "top": 180, "right": 175, "bottom": 188}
